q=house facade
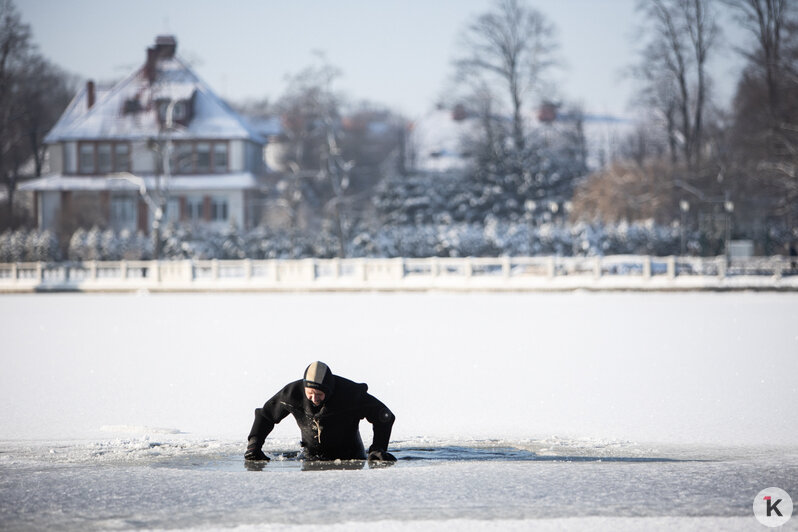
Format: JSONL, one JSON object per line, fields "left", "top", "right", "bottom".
{"left": 22, "top": 35, "right": 266, "bottom": 234}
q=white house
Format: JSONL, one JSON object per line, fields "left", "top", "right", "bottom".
{"left": 22, "top": 35, "right": 266, "bottom": 234}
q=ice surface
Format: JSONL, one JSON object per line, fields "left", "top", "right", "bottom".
{"left": 1, "top": 292, "right": 795, "bottom": 444}
{"left": 1, "top": 292, "right": 797, "bottom": 530}
{"left": 1, "top": 438, "right": 796, "bottom": 531}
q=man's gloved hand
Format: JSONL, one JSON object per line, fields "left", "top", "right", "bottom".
{"left": 245, "top": 438, "right": 270, "bottom": 461}
{"left": 367, "top": 449, "right": 397, "bottom": 462}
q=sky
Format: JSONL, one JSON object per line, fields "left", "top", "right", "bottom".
{"left": 18, "top": 0, "right": 748, "bottom": 120}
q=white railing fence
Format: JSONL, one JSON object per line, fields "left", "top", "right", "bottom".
{"left": 0, "top": 255, "right": 795, "bottom": 292}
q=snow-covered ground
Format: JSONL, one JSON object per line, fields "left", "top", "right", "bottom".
{"left": 1, "top": 292, "right": 797, "bottom": 530}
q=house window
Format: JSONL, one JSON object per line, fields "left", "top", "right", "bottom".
{"left": 211, "top": 197, "right": 228, "bottom": 222}
{"left": 77, "top": 142, "right": 131, "bottom": 175}
{"left": 97, "top": 143, "right": 112, "bottom": 173}
{"left": 162, "top": 197, "right": 180, "bottom": 224}
{"left": 213, "top": 143, "right": 228, "bottom": 172}
{"left": 175, "top": 143, "right": 193, "bottom": 173}
{"left": 110, "top": 195, "right": 136, "bottom": 231}
{"left": 186, "top": 197, "right": 203, "bottom": 222}
{"left": 114, "top": 144, "right": 130, "bottom": 172}
{"left": 196, "top": 142, "right": 211, "bottom": 173}
{"left": 172, "top": 141, "right": 229, "bottom": 174}
{"left": 79, "top": 144, "right": 95, "bottom": 174}
{"left": 172, "top": 101, "right": 187, "bottom": 121}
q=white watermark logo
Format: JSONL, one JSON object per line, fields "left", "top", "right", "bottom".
{"left": 753, "top": 487, "right": 793, "bottom": 528}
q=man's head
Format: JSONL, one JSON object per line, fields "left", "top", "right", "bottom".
{"left": 303, "top": 361, "right": 334, "bottom": 405}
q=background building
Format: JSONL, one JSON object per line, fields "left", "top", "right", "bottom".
{"left": 22, "top": 35, "right": 267, "bottom": 235}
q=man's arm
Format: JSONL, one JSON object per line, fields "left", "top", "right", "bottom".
{"left": 363, "top": 393, "right": 396, "bottom": 461}
{"left": 246, "top": 385, "right": 293, "bottom": 460}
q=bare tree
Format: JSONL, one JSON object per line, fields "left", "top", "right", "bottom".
{"left": 725, "top": 0, "right": 798, "bottom": 230}
{"left": 454, "top": 0, "right": 557, "bottom": 155}
{"left": 18, "top": 55, "right": 74, "bottom": 177}
{"left": 0, "top": 0, "right": 73, "bottom": 229}
{"left": 273, "top": 59, "right": 359, "bottom": 257}
{"left": 0, "top": 0, "right": 32, "bottom": 227}
{"left": 724, "top": 0, "right": 788, "bottom": 124}
{"left": 633, "top": 0, "right": 719, "bottom": 170}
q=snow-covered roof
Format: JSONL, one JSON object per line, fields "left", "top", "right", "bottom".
{"left": 45, "top": 41, "right": 264, "bottom": 144}
{"left": 19, "top": 172, "right": 259, "bottom": 192}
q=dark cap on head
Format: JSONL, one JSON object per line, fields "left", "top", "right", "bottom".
{"left": 303, "top": 361, "right": 335, "bottom": 395}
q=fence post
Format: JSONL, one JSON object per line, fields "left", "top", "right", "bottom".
{"left": 211, "top": 259, "right": 219, "bottom": 280}
{"left": 667, "top": 256, "right": 676, "bottom": 279}
{"left": 547, "top": 256, "right": 555, "bottom": 278}
{"left": 430, "top": 257, "right": 440, "bottom": 277}
{"left": 502, "top": 256, "right": 511, "bottom": 278}
{"left": 643, "top": 256, "right": 651, "bottom": 279}
{"left": 150, "top": 260, "right": 160, "bottom": 283}
{"left": 36, "top": 262, "right": 44, "bottom": 282}
{"left": 717, "top": 256, "right": 726, "bottom": 278}
{"left": 356, "top": 258, "right": 367, "bottom": 281}
{"left": 120, "top": 260, "right": 128, "bottom": 280}
{"left": 307, "top": 258, "right": 317, "bottom": 282}
{"left": 270, "top": 260, "right": 280, "bottom": 283}
{"left": 464, "top": 257, "right": 473, "bottom": 278}
{"left": 594, "top": 256, "right": 601, "bottom": 279}
{"left": 394, "top": 257, "right": 404, "bottom": 280}
{"left": 181, "top": 260, "right": 191, "bottom": 282}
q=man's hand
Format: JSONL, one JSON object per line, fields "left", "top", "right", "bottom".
{"left": 245, "top": 439, "right": 270, "bottom": 461}
{"left": 367, "top": 449, "right": 396, "bottom": 462}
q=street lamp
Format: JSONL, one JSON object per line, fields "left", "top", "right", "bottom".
{"left": 679, "top": 200, "right": 690, "bottom": 256}
{"left": 524, "top": 200, "right": 537, "bottom": 255}
{"left": 724, "top": 199, "right": 734, "bottom": 267}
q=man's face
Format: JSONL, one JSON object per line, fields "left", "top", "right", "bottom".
{"left": 304, "top": 387, "right": 326, "bottom": 406}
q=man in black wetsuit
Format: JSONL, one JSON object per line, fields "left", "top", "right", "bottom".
{"left": 245, "top": 361, "right": 396, "bottom": 462}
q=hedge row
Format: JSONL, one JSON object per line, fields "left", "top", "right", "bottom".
{"left": 0, "top": 220, "right": 736, "bottom": 262}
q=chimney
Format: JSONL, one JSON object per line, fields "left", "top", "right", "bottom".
{"left": 144, "top": 36, "right": 177, "bottom": 84}
{"left": 145, "top": 47, "right": 157, "bottom": 83}
{"left": 154, "top": 35, "right": 177, "bottom": 59}
{"left": 86, "top": 80, "right": 95, "bottom": 109}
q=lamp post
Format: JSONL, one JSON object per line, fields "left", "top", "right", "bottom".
{"left": 724, "top": 198, "right": 734, "bottom": 267}
{"left": 524, "top": 200, "right": 537, "bottom": 256}
{"left": 679, "top": 199, "right": 690, "bottom": 256}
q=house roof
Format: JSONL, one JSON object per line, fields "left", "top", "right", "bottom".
{"left": 45, "top": 39, "right": 264, "bottom": 144}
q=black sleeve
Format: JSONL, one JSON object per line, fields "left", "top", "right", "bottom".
{"left": 362, "top": 393, "right": 395, "bottom": 452}
{"left": 247, "top": 385, "right": 293, "bottom": 447}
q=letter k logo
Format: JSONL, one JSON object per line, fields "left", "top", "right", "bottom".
{"left": 765, "top": 496, "right": 783, "bottom": 517}
{"left": 754, "top": 488, "right": 792, "bottom": 527}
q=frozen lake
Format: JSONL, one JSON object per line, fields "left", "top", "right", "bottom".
{"left": 1, "top": 292, "right": 797, "bottom": 530}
